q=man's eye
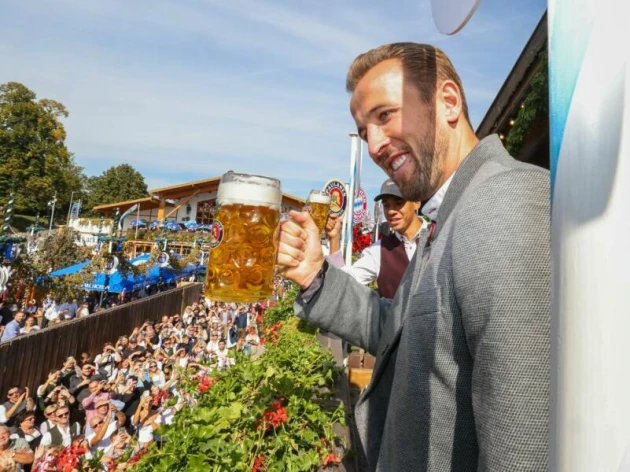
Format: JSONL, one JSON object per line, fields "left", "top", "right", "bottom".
{"left": 379, "top": 110, "right": 392, "bottom": 121}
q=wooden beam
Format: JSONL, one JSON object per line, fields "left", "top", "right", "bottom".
{"left": 164, "top": 190, "right": 200, "bottom": 219}
{"left": 157, "top": 198, "right": 166, "bottom": 221}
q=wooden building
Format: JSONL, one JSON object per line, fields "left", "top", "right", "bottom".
{"left": 476, "top": 12, "right": 549, "bottom": 170}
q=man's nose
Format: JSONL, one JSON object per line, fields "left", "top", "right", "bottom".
{"left": 366, "top": 125, "right": 391, "bottom": 163}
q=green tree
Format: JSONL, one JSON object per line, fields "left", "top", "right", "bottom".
{"left": 10, "top": 228, "right": 91, "bottom": 302}
{"left": 0, "top": 82, "right": 86, "bottom": 215}
{"left": 37, "top": 227, "right": 89, "bottom": 273}
{"left": 87, "top": 164, "right": 148, "bottom": 210}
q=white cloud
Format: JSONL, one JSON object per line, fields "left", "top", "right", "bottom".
{"left": 0, "top": 0, "right": 546, "bottom": 201}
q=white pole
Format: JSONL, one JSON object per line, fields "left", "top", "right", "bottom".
{"left": 550, "top": 1, "right": 630, "bottom": 470}
{"left": 48, "top": 193, "right": 57, "bottom": 231}
{"left": 135, "top": 203, "right": 140, "bottom": 240}
{"left": 345, "top": 133, "right": 362, "bottom": 267}
{"left": 66, "top": 191, "right": 75, "bottom": 226}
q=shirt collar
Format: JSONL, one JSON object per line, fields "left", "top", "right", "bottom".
{"left": 394, "top": 220, "right": 424, "bottom": 243}
{"left": 421, "top": 174, "right": 454, "bottom": 221}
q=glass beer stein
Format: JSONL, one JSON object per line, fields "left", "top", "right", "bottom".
{"left": 306, "top": 190, "right": 332, "bottom": 233}
{"left": 204, "top": 171, "right": 282, "bottom": 302}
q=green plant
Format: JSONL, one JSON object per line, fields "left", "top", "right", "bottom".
{"left": 505, "top": 50, "right": 548, "bottom": 156}
{"left": 132, "top": 302, "right": 346, "bottom": 471}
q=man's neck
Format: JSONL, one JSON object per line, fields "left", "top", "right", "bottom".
{"left": 437, "top": 126, "right": 479, "bottom": 193}
{"left": 401, "top": 216, "right": 423, "bottom": 240}
{"left": 58, "top": 423, "right": 70, "bottom": 431}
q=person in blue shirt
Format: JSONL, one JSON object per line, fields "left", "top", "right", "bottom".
{"left": 1, "top": 311, "right": 24, "bottom": 343}
{"left": 58, "top": 298, "right": 78, "bottom": 321}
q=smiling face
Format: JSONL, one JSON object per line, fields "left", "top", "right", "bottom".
{"left": 351, "top": 59, "right": 449, "bottom": 202}
{"left": 380, "top": 195, "right": 421, "bottom": 234}
{"left": 0, "top": 426, "right": 10, "bottom": 449}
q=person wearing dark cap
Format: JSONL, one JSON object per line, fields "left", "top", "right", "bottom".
{"left": 325, "top": 178, "right": 425, "bottom": 298}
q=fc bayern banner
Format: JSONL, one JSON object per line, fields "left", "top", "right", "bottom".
{"left": 70, "top": 202, "right": 81, "bottom": 218}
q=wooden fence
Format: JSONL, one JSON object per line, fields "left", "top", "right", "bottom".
{"left": 0, "top": 283, "right": 203, "bottom": 397}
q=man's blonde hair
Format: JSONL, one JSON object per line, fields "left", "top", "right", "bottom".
{"left": 346, "top": 42, "right": 470, "bottom": 123}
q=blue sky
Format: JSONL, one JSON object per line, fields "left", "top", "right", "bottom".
{"left": 1, "top": 0, "right": 546, "bottom": 203}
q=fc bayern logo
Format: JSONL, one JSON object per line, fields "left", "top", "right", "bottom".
{"left": 209, "top": 220, "right": 224, "bottom": 248}
{"left": 323, "top": 179, "right": 347, "bottom": 217}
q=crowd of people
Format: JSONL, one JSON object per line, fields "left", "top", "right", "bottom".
{"left": 0, "top": 278, "right": 187, "bottom": 344}
{"left": 0, "top": 294, "right": 272, "bottom": 471}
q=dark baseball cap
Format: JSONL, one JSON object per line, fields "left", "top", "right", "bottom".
{"left": 374, "top": 179, "right": 404, "bottom": 201}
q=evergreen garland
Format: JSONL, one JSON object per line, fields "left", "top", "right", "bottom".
{"left": 505, "top": 50, "right": 548, "bottom": 156}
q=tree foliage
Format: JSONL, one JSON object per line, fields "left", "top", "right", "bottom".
{"left": 0, "top": 82, "right": 86, "bottom": 214}
{"left": 505, "top": 50, "right": 549, "bottom": 156}
{"left": 9, "top": 228, "right": 91, "bottom": 302}
{"left": 87, "top": 164, "right": 148, "bottom": 210}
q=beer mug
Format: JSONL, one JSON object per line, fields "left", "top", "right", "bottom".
{"left": 305, "top": 190, "right": 332, "bottom": 233}
{"left": 204, "top": 171, "right": 282, "bottom": 303}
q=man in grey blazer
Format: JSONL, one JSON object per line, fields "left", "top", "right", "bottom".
{"left": 277, "top": 42, "right": 549, "bottom": 471}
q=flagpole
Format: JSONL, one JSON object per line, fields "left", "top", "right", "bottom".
{"left": 135, "top": 203, "right": 140, "bottom": 240}
{"left": 66, "top": 191, "right": 75, "bottom": 226}
{"left": 345, "top": 133, "right": 362, "bottom": 267}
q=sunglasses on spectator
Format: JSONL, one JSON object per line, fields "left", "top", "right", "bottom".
{"left": 150, "top": 364, "right": 157, "bottom": 368}
{"left": 57, "top": 411, "right": 70, "bottom": 418}
{"left": 92, "top": 420, "right": 104, "bottom": 428}
{"left": 7, "top": 390, "right": 20, "bottom": 396}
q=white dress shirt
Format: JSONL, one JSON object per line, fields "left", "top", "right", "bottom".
{"left": 327, "top": 221, "right": 426, "bottom": 286}
{"left": 327, "top": 176, "right": 455, "bottom": 286}
{"left": 421, "top": 174, "right": 454, "bottom": 221}
{"left": 40, "top": 425, "right": 73, "bottom": 447}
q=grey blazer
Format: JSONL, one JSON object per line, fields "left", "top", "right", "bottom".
{"left": 296, "top": 135, "right": 550, "bottom": 471}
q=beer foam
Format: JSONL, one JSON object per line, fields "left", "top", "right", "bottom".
{"left": 217, "top": 181, "right": 281, "bottom": 207}
{"left": 308, "top": 193, "right": 331, "bottom": 204}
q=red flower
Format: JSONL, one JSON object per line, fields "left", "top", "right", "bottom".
{"left": 258, "top": 405, "right": 289, "bottom": 430}
{"left": 322, "top": 452, "right": 341, "bottom": 466}
{"left": 197, "top": 376, "right": 216, "bottom": 393}
{"left": 252, "top": 455, "right": 265, "bottom": 472}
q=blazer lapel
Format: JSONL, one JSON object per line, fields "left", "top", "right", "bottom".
{"left": 358, "top": 135, "right": 503, "bottom": 400}
{"left": 359, "top": 226, "right": 432, "bottom": 399}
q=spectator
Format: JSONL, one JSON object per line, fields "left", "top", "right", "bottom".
{"left": 0, "top": 424, "right": 34, "bottom": 472}
{"left": 82, "top": 380, "right": 112, "bottom": 424}
{"left": 79, "top": 352, "right": 92, "bottom": 365}
{"left": 10, "top": 410, "right": 41, "bottom": 450}
{"left": 144, "top": 361, "right": 165, "bottom": 388}
{"left": 23, "top": 300, "right": 38, "bottom": 317}
{"left": 0, "top": 387, "right": 34, "bottom": 429}
{"left": 59, "top": 357, "right": 79, "bottom": 389}
{"left": 0, "top": 301, "right": 14, "bottom": 327}
{"left": 69, "top": 363, "right": 96, "bottom": 406}
{"left": 38, "top": 405, "right": 58, "bottom": 436}
{"left": 87, "top": 408, "right": 117, "bottom": 455}
{"left": 19, "top": 316, "right": 39, "bottom": 335}
{"left": 122, "top": 337, "right": 145, "bottom": 358}
{"left": 215, "top": 340, "right": 233, "bottom": 370}
{"left": 94, "top": 343, "right": 121, "bottom": 380}
{"left": 36, "top": 371, "right": 62, "bottom": 410}
{"left": 41, "top": 293, "right": 54, "bottom": 313}
{"left": 39, "top": 406, "right": 80, "bottom": 448}
{"left": 1, "top": 312, "right": 24, "bottom": 343}
{"left": 245, "top": 327, "right": 260, "bottom": 347}
{"left": 43, "top": 299, "right": 60, "bottom": 327}
{"left": 57, "top": 297, "right": 78, "bottom": 321}
{"left": 234, "top": 308, "right": 248, "bottom": 338}
{"left": 118, "top": 377, "right": 146, "bottom": 420}
{"left": 77, "top": 301, "right": 90, "bottom": 318}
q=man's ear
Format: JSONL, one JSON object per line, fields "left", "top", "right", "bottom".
{"left": 438, "top": 80, "right": 464, "bottom": 125}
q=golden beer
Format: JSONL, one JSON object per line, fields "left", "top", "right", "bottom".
{"left": 306, "top": 190, "right": 331, "bottom": 233}
{"left": 204, "top": 172, "right": 282, "bottom": 303}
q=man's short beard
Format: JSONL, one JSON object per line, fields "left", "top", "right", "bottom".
{"left": 400, "top": 127, "right": 448, "bottom": 202}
